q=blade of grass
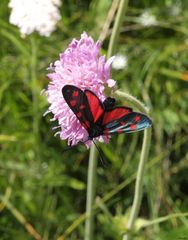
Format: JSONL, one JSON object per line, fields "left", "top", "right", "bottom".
{"left": 0, "top": 196, "right": 42, "bottom": 240}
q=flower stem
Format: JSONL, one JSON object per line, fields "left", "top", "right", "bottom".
{"left": 30, "top": 37, "right": 38, "bottom": 131}
{"left": 115, "top": 90, "right": 152, "bottom": 240}
{"left": 107, "top": 0, "right": 129, "bottom": 58}
{"left": 84, "top": 144, "right": 98, "bottom": 240}
{"left": 124, "top": 128, "right": 151, "bottom": 240}
{"left": 30, "top": 37, "right": 39, "bottom": 159}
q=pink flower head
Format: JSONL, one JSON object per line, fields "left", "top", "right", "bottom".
{"left": 45, "top": 32, "right": 116, "bottom": 147}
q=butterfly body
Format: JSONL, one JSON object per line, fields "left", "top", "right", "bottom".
{"left": 103, "top": 97, "right": 116, "bottom": 111}
{"left": 62, "top": 85, "right": 152, "bottom": 144}
{"left": 87, "top": 123, "right": 104, "bottom": 139}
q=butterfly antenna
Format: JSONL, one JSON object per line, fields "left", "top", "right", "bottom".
{"left": 92, "top": 140, "right": 108, "bottom": 168}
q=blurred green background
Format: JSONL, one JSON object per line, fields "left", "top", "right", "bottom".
{"left": 0, "top": 0, "right": 188, "bottom": 239}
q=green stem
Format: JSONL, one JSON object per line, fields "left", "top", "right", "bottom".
{"left": 31, "top": 37, "right": 38, "bottom": 133}
{"left": 30, "top": 37, "right": 39, "bottom": 158}
{"left": 124, "top": 128, "right": 151, "bottom": 240}
{"left": 107, "top": 0, "right": 129, "bottom": 58}
{"left": 115, "top": 91, "right": 152, "bottom": 240}
{"left": 84, "top": 144, "right": 98, "bottom": 240}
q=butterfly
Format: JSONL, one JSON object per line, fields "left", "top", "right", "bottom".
{"left": 62, "top": 85, "right": 152, "bottom": 145}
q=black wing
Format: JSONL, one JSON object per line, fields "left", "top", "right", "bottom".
{"left": 103, "top": 112, "right": 152, "bottom": 135}
{"left": 62, "top": 85, "right": 104, "bottom": 131}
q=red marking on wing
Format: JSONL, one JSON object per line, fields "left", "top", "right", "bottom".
{"left": 134, "top": 115, "right": 141, "bottom": 122}
{"left": 72, "top": 90, "right": 79, "bottom": 97}
{"left": 76, "top": 112, "right": 82, "bottom": 118}
{"left": 82, "top": 121, "right": 90, "bottom": 129}
{"left": 80, "top": 104, "right": 86, "bottom": 109}
{"left": 130, "top": 124, "right": 136, "bottom": 130}
{"left": 103, "top": 129, "right": 110, "bottom": 135}
{"left": 85, "top": 121, "right": 90, "bottom": 127}
{"left": 70, "top": 100, "right": 76, "bottom": 107}
{"left": 85, "top": 90, "right": 104, "bottom": 123}
{"left": 117, "top": 129, "right": 123, "bottom": 133}
{"left": 120, "top": 121, "right": 125, "bottom": 126}
{"left": 102, "top": 107, "right": 132, "bottom": 125}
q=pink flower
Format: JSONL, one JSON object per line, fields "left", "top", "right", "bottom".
{"left": 45, "top": 32, "right": 116, "bottom": 147}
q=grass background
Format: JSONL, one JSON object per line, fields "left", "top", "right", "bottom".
{"left": 0, "top": 0, "right": 188, "bottom": 239}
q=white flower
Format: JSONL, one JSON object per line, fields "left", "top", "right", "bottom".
{"left": 170, "top": 0, "right": 182, "bottom": 16}
{"left": 112, "top": 54, "right": 128, "bottom": 70}
{"left": 9, "top": 0, "right": 61, "bottom": 37}
{"left": 138, "top": 11, "right": 157, "bottom": 27}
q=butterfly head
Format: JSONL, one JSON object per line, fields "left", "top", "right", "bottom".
{"left": 103, "top": 97, "right": 116, "bottom": 111}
